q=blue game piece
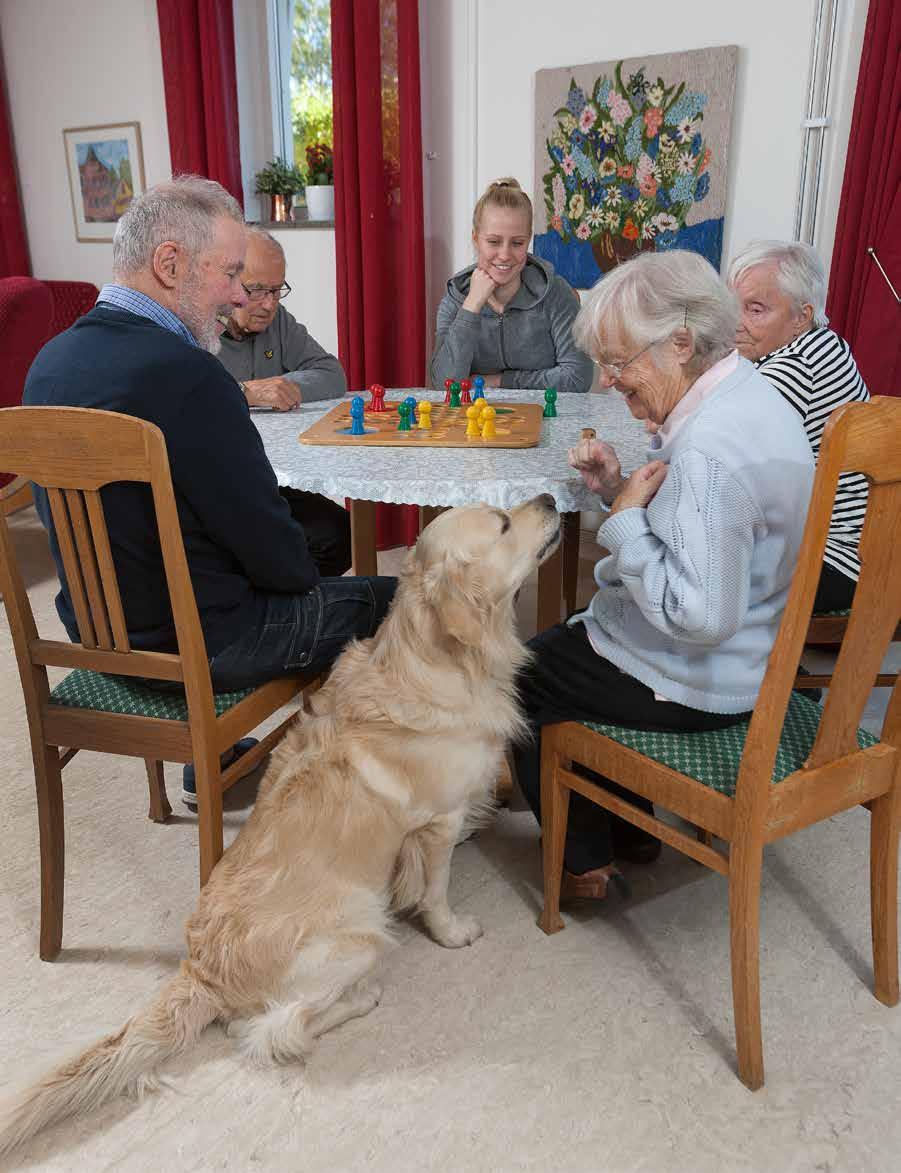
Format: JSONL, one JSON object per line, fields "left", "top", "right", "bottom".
{"left": 350, "top": 395, "right": 366, "bottom": 435}
{"left": 473, "top": 375, "right": 485, "bottom": 396}
{"left": 403, "top": 395, "right": 418, "bottom": 421}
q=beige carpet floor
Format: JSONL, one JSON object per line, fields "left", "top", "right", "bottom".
{"left": 1, "top": 504, "right": 900, "bottom": 1172}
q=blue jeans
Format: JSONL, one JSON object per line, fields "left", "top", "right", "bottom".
{"left": 208, "top": 576, "right": 396, "bottom": 691}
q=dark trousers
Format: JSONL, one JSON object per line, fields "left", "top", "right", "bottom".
{"left": 279, "top": 486, "right": 352, "bottom": 578}
{"left": 208, "top": 576, "right": 396, "bottom": 691}
{"left": 511, "top": 621, "right": 749, "bottom": 875}
{"left": 813, "top": 561, "right": 856, "bottom": 612}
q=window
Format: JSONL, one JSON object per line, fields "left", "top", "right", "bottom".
{"left": 269, "top": 0, "right": 333, "bottom": 171}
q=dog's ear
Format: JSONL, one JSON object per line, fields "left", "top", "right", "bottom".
{"left": 421, "top": 554, "right": 485, "bottom": 647}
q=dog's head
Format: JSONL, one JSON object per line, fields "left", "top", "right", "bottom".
{"left": 406, "top": 494, "right": 561, "bottom": 647}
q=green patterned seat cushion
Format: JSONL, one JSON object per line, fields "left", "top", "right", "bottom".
{"left": 49, "top": 668, "right": 253, "bottom": 721}
{"left": 581, "top": 693, "right": 878, "bottom": 798}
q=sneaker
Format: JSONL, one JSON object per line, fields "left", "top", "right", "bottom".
{"left": 182, "top": 737, "right": 260, "bottom": 807}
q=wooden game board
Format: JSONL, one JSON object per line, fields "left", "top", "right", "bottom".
{"left": 299, "top": 400, "right": 545, "bottom": 448}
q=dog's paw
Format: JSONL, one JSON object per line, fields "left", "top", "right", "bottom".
{"left": 427, "top": 912, "right": 483, "bottom": 948}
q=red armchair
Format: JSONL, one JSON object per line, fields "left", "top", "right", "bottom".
{"left": 0, "top": 277, "right": 53, "bottom": 512}
{"left": 0, "top": 278, "right": 98, "bottom": 514}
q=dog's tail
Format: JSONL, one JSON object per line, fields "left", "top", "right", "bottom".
{"left": 0, "top": 960, "right": 220, "bottom": 1158}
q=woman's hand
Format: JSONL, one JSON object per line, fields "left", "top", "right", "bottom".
{"left": 567, "top": 437, "right": 625, "bottom": 504}
{"left": 608, "top": 460, "right": 668, "bottom": 514}
{"left": 462, "top": 267, "right": 497, "bottom": 313}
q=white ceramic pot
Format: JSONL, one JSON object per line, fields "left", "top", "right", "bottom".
{"left": 305, "top": 184, "right": 335, "bottom": 221}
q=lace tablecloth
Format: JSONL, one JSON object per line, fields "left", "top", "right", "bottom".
{"left": 253, "top": 388, "right": 649, "bottom": 511}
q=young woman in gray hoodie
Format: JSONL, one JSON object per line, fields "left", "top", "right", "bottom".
{"left": 429, "top": 178, "right": 593, "bottom": 394}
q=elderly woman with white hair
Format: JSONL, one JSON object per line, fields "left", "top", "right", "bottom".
{"left": 728, "top": 240, "right": 870, "bottom": 611}
{"left": 511, "top": 249, "right": 814, "bottom": 899}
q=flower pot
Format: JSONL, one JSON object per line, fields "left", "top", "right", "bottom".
{"left": 269, "top": 194, "right": 293, "bottom": 223}
{"left": 305, "top": 184, "right": 335, "bottom": 222}
{"left": 591, "top": 232, "right": 654, "bottom": 274}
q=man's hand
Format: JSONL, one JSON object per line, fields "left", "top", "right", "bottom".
{"left": 462, "top": 267, "right": 497, "bottom": 313}
{"left": 608, "top": 460, "right": 667, "bottom": 514}
{"left": 243, "top": 377, "right": 301, "bottom": 411}
{"left": 567, "top": 437, "right": 625, "bottom": 504}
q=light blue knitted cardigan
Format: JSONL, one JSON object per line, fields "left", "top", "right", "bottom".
{"left": 570, "top": 358, "right": 815, "bottom": 714}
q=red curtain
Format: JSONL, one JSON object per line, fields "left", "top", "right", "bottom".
{"left": 156, "top": 0, "right": 244, "bottom": 205}
{"left": 0, "top": 49, "right": 30, "bottom": 276}
{"left": 826, "top": 0, "right": 900, "bottom": 397}
{"left": 332, "top": 0, "right": 427, "bottom": 549}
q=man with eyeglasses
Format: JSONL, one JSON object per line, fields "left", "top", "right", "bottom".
{"left": 218, "top": 226, "right": 351, "bottom": 576}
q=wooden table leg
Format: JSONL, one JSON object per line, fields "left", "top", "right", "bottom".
{"left": 561, "top": 511, "right": 581, "bottom": 615}
{"left": 349, "top": 499, "right": 378, "bottom": 575}
{"left": 536, "top": 539, "right": 565, "bottom": 633}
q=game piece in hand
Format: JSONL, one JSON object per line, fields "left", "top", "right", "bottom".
{"left": 465, "top": 405, "right": 480, "bottom": 437}
{"left": 397, "top": 402, "right": 412, "bottom": 431}
{"left": 581, "top": 427, "right": 596, "bottom": 441}
{"left": 449, "top": 381, "right": 462, "bottom": 409}
{"left": 418, "top": 401, "right": 433, "bottom": 430}
{"left": 543, "top": 388, "right": 558, "bottom": 418}
{"left": 480, "top": 406, "right": 497, "bottom": 440}
{"left": 473, "top": 375, "right": 485, "bottom": 398}
{"left": 444, "top": 378, "right": 454, "bottom": 405}
{"left": 460, "top": 378, "right": 472, "bottom": 406}
{"left": 403, "top": 395, "right": 418, "bottom": 422}
{"left": 350, "top": 396, "right": 366, "bottom": 435}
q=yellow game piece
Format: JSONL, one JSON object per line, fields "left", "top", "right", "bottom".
{"left": 480, "top": 406, "right": 497, "bottom": 440}
{"left": 472, "top": 397, "right": 486, "bottom": 412}
{"left": 465, "top": 404, "right": 480, "bottom": 437}
{"left": 418, "top": 401, "right": 432, "bottom": 429}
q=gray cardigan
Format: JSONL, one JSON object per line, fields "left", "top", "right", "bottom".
{"left": 218, "top": 305, "right": 347, "bottom": 402}
{"left": 571, "top": 359, "right": 815, "bottom": 713}
{"left": 429, "top": 255, "right": 593, "bottom": 393}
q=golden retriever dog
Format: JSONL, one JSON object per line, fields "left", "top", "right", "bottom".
{"left": 0, "top": 494, "right": 560, "bottom": 1158}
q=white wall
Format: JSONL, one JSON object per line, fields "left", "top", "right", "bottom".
{"left": 0, "top": 0, "right": 171, "bottom": 289}
{"left": 270, "top": 226, "right": 339, "bottom": 356}
{"left": 419, "top": 0, "right": 868, "bottom": 332}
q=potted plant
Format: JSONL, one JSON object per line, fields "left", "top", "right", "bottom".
{"left": 304, "top": 142, "right": 334, "bottom": 221}
{"left": 542, "top": 63, "right": 712, "bottom": 272}
{"left": 254, "top": 157, "right": 305, "bottom": 223}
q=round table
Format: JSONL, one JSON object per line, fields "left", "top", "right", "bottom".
{"left": 253, "top": 388, "right": 649, "bottom": 629}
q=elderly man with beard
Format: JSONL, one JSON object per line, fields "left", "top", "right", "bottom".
{"left": 24, "top": 176, "right": 395, "bottom": 803}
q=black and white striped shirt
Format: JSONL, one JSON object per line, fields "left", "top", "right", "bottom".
{"left": 756, "top": 327, "right": 869, "bottom": 581}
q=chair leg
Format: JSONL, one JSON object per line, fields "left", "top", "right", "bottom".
{"left": 144, "top": 758, "right": 171, "bottom": 823}
{"left": 34, "top": 746, "right": 65, "bottom": 960}
{"left": 561, "top": 512, "right": 581, "bottom": 615}
{"left": 194, "top": 755, "right": 224, "bottom": 888}
{"left": 728, "top": 842, "right": 765, "bottom": 1089}
{"left": 870, "top": 790, "right": 900, "bottom": 1006}
{"left": 538, "top": 734, "right": 568, "bottom": 936}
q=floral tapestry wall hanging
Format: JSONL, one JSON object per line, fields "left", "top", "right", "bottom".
{"left": 533, "top": 46, "right": 738, "bottom": 287}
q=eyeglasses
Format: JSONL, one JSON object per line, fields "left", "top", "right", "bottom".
{"left": 594, "top": 307, "right": 688, "bottom": 379}
{"left": 241, "top": 281, "right": 292, "bottom": 302}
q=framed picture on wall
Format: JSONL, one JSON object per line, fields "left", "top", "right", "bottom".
{"left": 63, "top": 121, "right": 146, "bottom": 243}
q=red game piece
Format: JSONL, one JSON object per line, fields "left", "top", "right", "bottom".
{"left": 444, "top": 377, "right": 453, "bottom": 405}
{"left": 460, "top": 378, "right": 472, "bottom": 405}
{"left": 368, "top": 383, "right": 387, "bottom": 412}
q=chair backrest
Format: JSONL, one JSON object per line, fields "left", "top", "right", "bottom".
{"left": 43, "top": 280, "right": 100, "bottom": 338}
{"left": 0, "top": 406, "right": 216, "bottom": 718}
{"left": 737, "top": 397, "right": 901, "bottom": 810}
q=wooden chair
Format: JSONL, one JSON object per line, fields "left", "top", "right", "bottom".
{"left": 0, "top": 407, "right": 319, "bottom": 959}
{"left": 537, "top": 395, "right": 901, "bottom": 1089}
{"left": 798, "top": 609, "right": 901, "bottom": 690}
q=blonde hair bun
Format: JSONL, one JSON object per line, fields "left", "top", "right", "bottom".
{"left": 473, "top": 177, "right": 533, "bottom": 234}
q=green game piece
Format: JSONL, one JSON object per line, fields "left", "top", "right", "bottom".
{"left": 543, "top": 387, "right": 558, "bottom": 418}
{"left": 449, "top": 380, "right": 462, "bottom": 409}
{"left": 397, "top": 402, "right": 412, "bottom": 431}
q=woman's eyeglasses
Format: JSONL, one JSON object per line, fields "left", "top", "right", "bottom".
{"left": 594, "top": 307, "right": 688, "bottom": 378}
{"left": 242, "top": 282, "right": 292, "bottom": 302}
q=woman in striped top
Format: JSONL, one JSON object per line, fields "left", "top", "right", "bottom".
{"left": 728, "top": 241, "right": 869, "bottom": 611}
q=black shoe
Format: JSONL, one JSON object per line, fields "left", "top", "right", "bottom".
{"left": 610, "top": 814, "right": 662, "bottom": 864}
